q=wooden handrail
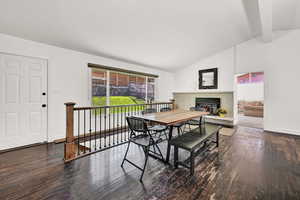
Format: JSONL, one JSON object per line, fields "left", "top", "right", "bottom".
{"left": 73, "top": 102, "right": 173, "bottom": 110}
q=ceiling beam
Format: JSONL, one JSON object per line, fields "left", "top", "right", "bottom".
{"left": 258, "top": 0, "right": 272, "bottom": 42}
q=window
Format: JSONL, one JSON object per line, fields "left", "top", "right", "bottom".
{"left": 91, "top": 68, "right": 155, "bottom": 107}
{"left": 237, "top": 72, "right": 264, "bottom": 84}
{"left": 147, "top": 78, "right": 155, "bottom": 101}
{"left": 128, "top": 75, "right": 146, "bottom": 103}
{"left": 92, "top": 70, "right": 107, "bottom": 107}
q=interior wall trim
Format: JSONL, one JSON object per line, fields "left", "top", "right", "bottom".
{"left": 88, "top": 63, "right": 159, "bottom": 78}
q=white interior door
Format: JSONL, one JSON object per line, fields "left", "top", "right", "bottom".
{"left": 0, "top": 53, "right": 47, "bottom": 150}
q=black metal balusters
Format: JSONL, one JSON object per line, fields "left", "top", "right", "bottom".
{"left": 89, "top": 109, "right": 92, "bottom": 152}
{"left": 104, "top": 108, "right": 107, "bottom": 147}
{"left": 68, "top": 102, "right": 173, "bottom": 160}
{"left": 94, "top": 108, "right": 97, "bottom": 151}
{"left": 108, "top": 108, "right": 111, "bottom": 146}
{"left": 99, "top": 108, "right": 102, "bottom": 149}
{"left": 84, "top": 109, "right": 86, "bottom": 153}
{"left": 78, "top": 110, "right": 80, "bottom": 155}
{"left": 113, "top": 107, "right": 115, "bottom": 145}
{"left": 117, "top": 107, "right": 119, "bottom": 144}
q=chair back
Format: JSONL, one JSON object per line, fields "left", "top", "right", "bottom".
{"left": 126, "top": 116, "right": 148, "bottom": 134}
{"left": 190, "top": 106, "right": 206, "bottom": 112}
{"left": 189, "top": 107, "right": 196, "bottom": 111}
{"left": 142, "top": 108, "right": 156, "bottom": 115}
{"left": 160, "top": 107, "right": 171, "bottom": 112}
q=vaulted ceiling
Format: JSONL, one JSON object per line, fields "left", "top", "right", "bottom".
{"left": 0, "top": 0, "right": 299, "bottom": 70}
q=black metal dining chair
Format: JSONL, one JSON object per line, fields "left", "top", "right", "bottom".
{"left": 140, "top": 107, "right": 169, "bottom": 138}
{"left": 186, "top": 107, "right": 206, "bottom": 130}
{"left": 121, "top": 116, "right": 165, "bottom": 182}
{"left": 160, "top": 107, "right": 184, "bottom": 136}
{"left": 141, "top": 108, "right": 157, "bottom": 115}
{"left": 160, "top": 107, "right": 171, "bottom": 112}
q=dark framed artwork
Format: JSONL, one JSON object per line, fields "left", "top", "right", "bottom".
{"left": 199, "top": 68, "right": 218, "bottom": 89}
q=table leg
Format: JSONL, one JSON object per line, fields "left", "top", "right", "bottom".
{"left": 166, "top": 125, "right": 174, "bottom": 164}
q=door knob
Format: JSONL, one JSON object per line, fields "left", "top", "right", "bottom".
{"left": 42, "top": 104, "right": 47, "bottom": 107}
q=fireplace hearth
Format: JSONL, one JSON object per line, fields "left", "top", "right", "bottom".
{"left": 195, "top": 98, "right": 221, "bottom": 115}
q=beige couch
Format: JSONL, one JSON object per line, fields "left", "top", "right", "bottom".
{"left": 239, "top": 101, "right": 264, "bottom": 117}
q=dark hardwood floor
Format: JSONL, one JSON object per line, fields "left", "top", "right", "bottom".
{"left": 1, "top": 126, "right": 300, "bottom": 200}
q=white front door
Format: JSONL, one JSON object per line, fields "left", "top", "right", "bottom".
{"left": 0, "top": 53, "right": 47, "bottom": 150}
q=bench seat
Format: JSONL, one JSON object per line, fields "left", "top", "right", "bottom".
{"left": 169, "top": 123, "right": 221, "bottom": 175}
{"left": 169, "top": 123, "right": 221, "bottom": 151}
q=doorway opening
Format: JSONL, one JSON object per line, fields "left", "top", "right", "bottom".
{"left": 235, "top": 72, "right": 264, "bottom": 129}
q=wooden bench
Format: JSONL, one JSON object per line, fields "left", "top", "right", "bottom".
{"left": 169, "top": 123, "right": 221, "bottom": 175}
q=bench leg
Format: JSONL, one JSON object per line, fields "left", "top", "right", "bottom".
{"left": 216, "top": 130, "right": 219, "bottom": 148}
{"left": 190, "top": 151, "right": 195, "bottom": 176}
{"left": 174, "top": 146, "right": 179, "bottom": 168}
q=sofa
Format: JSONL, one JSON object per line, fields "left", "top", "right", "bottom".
{"left": 238, "top": 101, "right": 264, "bottom": 117}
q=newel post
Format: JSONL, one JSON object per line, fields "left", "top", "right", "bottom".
{"left": 64, "top": 102, "right": 76, "bottom": 162}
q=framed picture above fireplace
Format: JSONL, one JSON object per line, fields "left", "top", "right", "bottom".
{"left": 199, "top": 68, "right": 218, "bottom": 89}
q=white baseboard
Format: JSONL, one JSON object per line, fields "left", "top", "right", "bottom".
{"left": 264, "top": 128, "right": 300, "bottom": 136}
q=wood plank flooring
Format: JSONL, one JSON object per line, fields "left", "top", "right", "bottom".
{"left": 0, "top": 126, "right": 300, "bottom": 200}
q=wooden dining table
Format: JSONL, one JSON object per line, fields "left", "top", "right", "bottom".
{"left": 135, "top": 109, "right": 209, "bottom": 164}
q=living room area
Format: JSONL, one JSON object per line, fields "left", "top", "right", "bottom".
{"left": 1, "top": 1, "right": 300, "bottom": 200}
{"left": 236, "top": 72, "right": 264, "bottom": 129}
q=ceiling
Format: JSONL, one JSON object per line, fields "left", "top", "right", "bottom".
{"left": 0, "top": 0, "right": 299, "bottom": 71}
{"left": 273, "top": 0, "right": 300, "bottom": 30}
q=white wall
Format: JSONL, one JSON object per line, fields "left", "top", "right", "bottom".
{"left": 2, "top": 28, "right": 300, "bottom": 141}
{"left": 237, "top": 30, "right": 300, "bottom": 135}
{"left": 0, "top": 33, "right": 174, "bottom": 141}
{"left": 237, "top": 82, "right": 264, "bottom": 101}
{"left": 173, "top": 48, "right": 235, "bottom": 93}
{"left": 174, "top": 29, "right": 300, "bottom": 135}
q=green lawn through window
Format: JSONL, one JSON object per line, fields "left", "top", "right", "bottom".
{"left": 92, "top": 96, "right": 146, "bottom": 114}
